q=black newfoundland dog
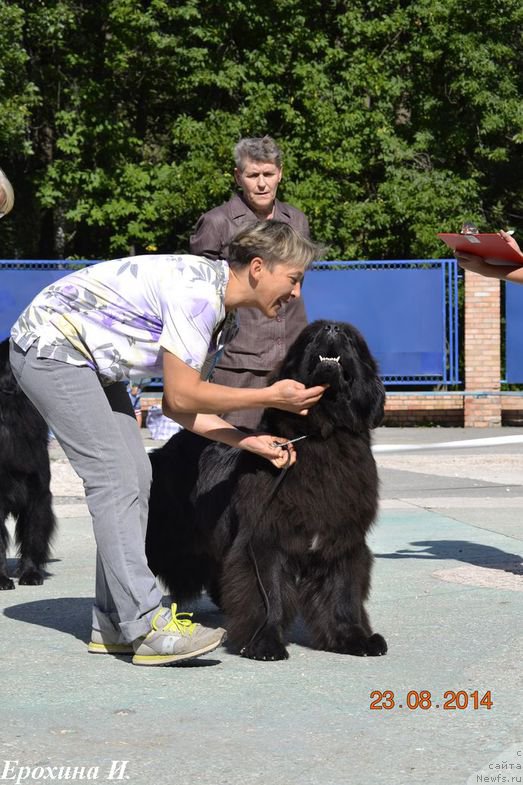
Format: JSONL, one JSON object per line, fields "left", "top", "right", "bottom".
{"left": 0, "top": 339, "right": 55, "bottom": 589}
{"left": 146, "top": 320, "right": 387, "bottom": 660}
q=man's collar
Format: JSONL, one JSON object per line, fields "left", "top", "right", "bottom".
{"left": 272, "top": 199, "right": 291, "bottom": 220}
{"left": 229, "top": 193, "right": 253, "bottom": 220}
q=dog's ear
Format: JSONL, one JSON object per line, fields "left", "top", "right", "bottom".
{"left": 362, "top": 374, "right": 386, "bottom": 429}
{"left": 349, "top": 331, "right": 386, "bottom": 430}
{"left": 342, "top": 372, "right": 385, "bottom": 432}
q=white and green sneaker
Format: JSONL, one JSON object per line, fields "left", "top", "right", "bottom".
{"left": 132, "top": 603, "right": 227, "bottom": 666}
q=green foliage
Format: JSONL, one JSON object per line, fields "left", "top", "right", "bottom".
{"left": 0, "top": 0, "right": 521, "bottom": 260}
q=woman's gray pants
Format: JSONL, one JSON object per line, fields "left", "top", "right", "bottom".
{"left": 9, "top": 342, "right": 164, "bottom": 642}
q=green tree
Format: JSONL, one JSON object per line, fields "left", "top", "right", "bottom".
{"left": 0, "top": 0, "right": 521, "bottom": 260}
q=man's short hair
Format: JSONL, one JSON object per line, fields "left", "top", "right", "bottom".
{"left": 228, "top": 221, "right": 320, "bottom": 271}
{"left": 234, "top": 136, "right": 283, "bottom": 171}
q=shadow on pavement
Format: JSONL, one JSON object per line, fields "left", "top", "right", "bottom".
{"left": 376, "top": 539, "right": 523, "bottom": 574}
{"left": 3, "top": 596, "right": 93, "bottom": 641}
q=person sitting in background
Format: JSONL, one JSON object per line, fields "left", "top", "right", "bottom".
{"left": 146, "top": 404, "right": 182, "bottom": 440}
{"left": 190, "top": 136, "right": 311, "bottom": 429}
{"left": 0, "top": 168, "right": 15, "bottom": 218}
{"left": 127, "top": 382, "right": 143, "bottom": 428}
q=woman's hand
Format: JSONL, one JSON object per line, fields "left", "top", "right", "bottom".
{"left": 267, "top": 379, "right": 328, "bottom": 415}
{"left": 238, "top": 434, "right": 297, "bottom": 468}
{"left": 455, "top": 231, "right": 522, "bottom": 277}
{"left": 455, "top": 251, "right": 495, "bottom": 276}
{"left": 171, "top": 412, "right": 298, "bottom": 466}
{"left": 499, "top": 230, "right": 522, "bottom": 254}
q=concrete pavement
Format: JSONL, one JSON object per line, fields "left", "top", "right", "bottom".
{"left": 0, "top": 426, "right": 521, "bottom": 785}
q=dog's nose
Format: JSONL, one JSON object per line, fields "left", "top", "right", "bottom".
{"left": 323, "top": 323, "right": 340, "bottom": 336}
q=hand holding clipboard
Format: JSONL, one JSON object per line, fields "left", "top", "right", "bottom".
{"left": 438, "top": 230, "right": 523, "bottom": 266}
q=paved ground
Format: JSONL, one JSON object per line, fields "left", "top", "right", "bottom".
{"left": 1, "top": 426, "right": 522, "bottom": 785}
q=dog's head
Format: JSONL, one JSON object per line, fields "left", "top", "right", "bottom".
{"left": 270, "top": 320, "right": 385, "bottom": 436}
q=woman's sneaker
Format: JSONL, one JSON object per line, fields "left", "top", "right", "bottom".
{"left": 88, "top": 630, "right": 134, "bottom": 655}
{"left": 132, "top": 603, "right": 227, "bottom": 666}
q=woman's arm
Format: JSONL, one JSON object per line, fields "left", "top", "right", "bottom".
{"left": 162, "top": 351, "right": 327, "bottom": 417}
{"left": 170, "top": 410, "right": 297, "bottom": 468}
{"left": 161, "top": 350, "right": 326, "bottom": 466}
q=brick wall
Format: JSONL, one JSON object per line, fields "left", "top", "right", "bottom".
{"left": 384, "top": 394, "right": 523, "bottom": 427}
{"left": 501, "top": 397, "right": 523, "bottom": 426}
{"left": 463, "top": 269, "right": 501, "bottom": 427}
{"left": 383, "top": 393, "right": 464, "bottom": 426}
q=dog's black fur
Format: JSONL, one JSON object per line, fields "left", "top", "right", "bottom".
{"left": 146, "top": 320, "right": 387, "bottom": 660}
{"left": 0, "top": 339, "right": 56, "bottom": 589}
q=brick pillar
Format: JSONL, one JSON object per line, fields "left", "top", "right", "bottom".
{"left": 463, "top": 269, "right": 501, "bottom": 426}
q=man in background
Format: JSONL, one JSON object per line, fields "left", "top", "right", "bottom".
{"left": 190, "top": 135, "right": 311, "bottom": 429}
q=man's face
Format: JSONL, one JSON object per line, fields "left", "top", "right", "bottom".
{"left": 234, "top": 157, "right": 282, "bottom": 217}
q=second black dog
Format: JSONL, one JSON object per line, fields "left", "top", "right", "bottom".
{"left": 0, "top": 339, "right": 55, "bottom": 589}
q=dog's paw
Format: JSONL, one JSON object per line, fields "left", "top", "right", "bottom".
{"left": 0, "top": 575, "right": 15, "bottom": 590}
{"left": 326, "top": 625, "right": 387, "bottom": 657}
{"left": 240, "top": 636, "right": 289, "bottom": 662}
{"left": 365, "top": 633, "right": 387, "bottom": 657}
{"left": 337, "top": 638, "right": 369, "bottom": 657}
{"left": 18, "top": 568, "right": 44, "bottom": 586}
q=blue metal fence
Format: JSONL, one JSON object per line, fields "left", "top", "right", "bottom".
{"left": 504, "top": 281, "right": 523, "bottom": 383}
{"left": 0, "top": 258, "right": 460, "bottom": 386}
{"left": 0, "top": 261, "right": 98, "bottom": 343}
{"left": 303, "top": 260, "right": 460, "bottom": 385}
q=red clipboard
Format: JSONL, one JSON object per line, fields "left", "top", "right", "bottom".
{"left": 437, "top": 233, "right": 523, "bottom": 266}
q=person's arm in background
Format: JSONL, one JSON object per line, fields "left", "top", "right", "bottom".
{"left": 456, "top": 231, "right": 523, "bottom": 283}
{"left": 297, "top": 212, "right": 310, "bottom": 240}
{"left": 189, "top": 210, "right": 228, "bottom": 260}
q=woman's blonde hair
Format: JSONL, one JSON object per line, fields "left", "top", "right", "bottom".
{"left": 228, "top": 221, "right": 323, "bottom": 271}
{"left": 0, "top": 169, "right": 14, "bottom": 217}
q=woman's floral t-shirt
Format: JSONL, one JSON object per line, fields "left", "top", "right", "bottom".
{"left": 11, "top": 254, "right": 236, "bottom": 384}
